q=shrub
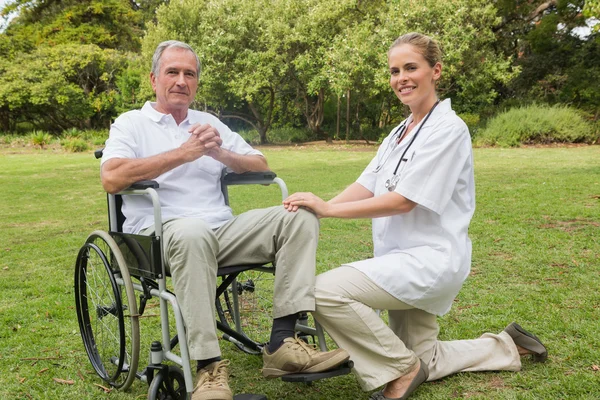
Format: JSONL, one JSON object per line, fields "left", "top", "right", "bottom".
{"left": 61, "top": 138, "right": 90, "bottom": 153}
{"left": 29, "top": 131, "right": 54, "bottom": 149}
{"left": 267, "top": 127, "right": 315, "bottom": 144}
{"left": 458, "top": 113, "right": 481, "bottom": 136}
{"left": 474, "top": 104, "right": 597, "bottom": 147}
{"left": 237, "top": 129, "right": 261, "bottom": 145}
{"left": 62, "top": 128, "right": 84, "bottom": 138}
{"left": 0, "top": 134, "right": 25, "bottom": 145}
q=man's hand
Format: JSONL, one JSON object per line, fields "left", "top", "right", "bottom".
{"left": 182, "top": 123, "right": 223, "bottom": 161}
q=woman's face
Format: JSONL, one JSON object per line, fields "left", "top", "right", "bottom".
{"left": 388, "top": 44, "right": 441, "bottom": 109}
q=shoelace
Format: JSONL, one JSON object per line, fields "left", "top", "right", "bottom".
{"left": 194, "top": 360, "right": 230, "bottom": 392}
{"left": 210, "top": 360, "right": 230, "bottom": 387}
{"left": 290, "top": 336, "right": 320, "bottom": 355}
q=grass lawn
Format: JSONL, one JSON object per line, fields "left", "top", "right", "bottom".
{"left": 0, "top": 144, "right": 599, "bottom": 399}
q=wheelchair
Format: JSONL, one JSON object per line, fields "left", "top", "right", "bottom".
{"left": 74, "top": 150, "right": 352, "bottom": 399}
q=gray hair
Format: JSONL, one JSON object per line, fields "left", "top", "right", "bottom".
{"left": 151, "top": 40, "right": 201, "bottom": 77}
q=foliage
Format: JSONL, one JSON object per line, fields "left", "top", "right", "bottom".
{"left": 145, "top": 0, "right": 516, "bottom": 142}
{"left": 60, "top": 136, "right": 90, "bottom": 152}
{"left": 474, "top": 104, "right": 597, "bottom": 147}
{"left": 1, "top": 0, "right": 598, "bottom": 142}
{"left": 1, "top": 0, "right": 144, "bottom": 51}
{"left": 458, "top": 113, "right": 482, "bottom": 135}
{"left": 28, "top": 130, "right": 53, "bottom": 148}
{"left": 0, "top": 43, "right": 131, "bottom": 132}
{"left": 494, "top": 0, "right": 600, "bottom": 115}
{"left": 583, "top": 0, "right": 600, "bottom": 31}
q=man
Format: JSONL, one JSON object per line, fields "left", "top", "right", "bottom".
{"left": 101, "top": 40, "right": 349, "bottom": 400}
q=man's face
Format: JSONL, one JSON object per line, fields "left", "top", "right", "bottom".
{"left": 150, "top": 47, "right": 199, "bottom": 115}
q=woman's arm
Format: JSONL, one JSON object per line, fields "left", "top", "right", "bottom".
{"left": 284, "top": 190, "right": 416, "bottom": 219}
{"left": 328, "top": 182, "right": 374, "bottom": 204}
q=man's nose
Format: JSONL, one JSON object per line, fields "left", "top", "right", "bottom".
{"left": 176, "top": 72, "right": 187, "bottom": 85}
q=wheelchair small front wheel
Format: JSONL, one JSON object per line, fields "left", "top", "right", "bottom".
{"left": 74, "top": 230, "right": 140, "bottom": 390}
{"left": 217, "top": 269, "right": 274, "bottom": 355}
{"left": 147, "top": 365, "right": 187, "bottom": 400}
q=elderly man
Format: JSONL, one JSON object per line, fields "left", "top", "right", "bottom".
{"left": 101, "top": 40, "right": 349, "bottom": 400}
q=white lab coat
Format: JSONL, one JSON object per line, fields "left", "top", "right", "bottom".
{"left": 348, "top": 99, "right": 475, "bottom": 316}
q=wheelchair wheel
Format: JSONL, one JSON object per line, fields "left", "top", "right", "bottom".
{"left": 147, "top": 365, "right": 187, "bottom": 400}
{"left": 75, "top": 230, "right": 140, "bottom": 390}
{"left": 217, "top": 269, "right": 274, "bottom": 355}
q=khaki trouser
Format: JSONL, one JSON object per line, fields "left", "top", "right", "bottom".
{"left": 142, "top": 206, "right": 319, "bottom": 360}
{"left": 313, "top": 267, "right": 521, "bottom": 391}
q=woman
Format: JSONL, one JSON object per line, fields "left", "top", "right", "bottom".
{"left": 283, "top": 33, "right": 547, "bottom": 400}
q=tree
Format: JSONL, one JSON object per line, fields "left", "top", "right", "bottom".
{"left": 1, "top": 0, "right": 144, "bottom": 51}
{"left": 0, "top": 44, "right": 130, "bottom": 131}
{"left": 494, "top": 0, "right": 600, "bottom": 116}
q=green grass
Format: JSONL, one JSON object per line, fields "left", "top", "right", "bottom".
{"left": 1, "top": 144, "right": 599, "bottom": 399}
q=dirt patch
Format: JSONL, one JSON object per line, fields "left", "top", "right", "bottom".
{"left": 539, "top": 218, "right": 600, "bottom": 232}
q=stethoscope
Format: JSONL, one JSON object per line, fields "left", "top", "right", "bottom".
{"left": 374, "top": 100, "right": 440, "bottom": 192}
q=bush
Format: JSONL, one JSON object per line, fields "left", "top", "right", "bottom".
{"left": 61, "top": 138, "right": 90, "bottom": 152}
{"left": 458, "top": 113, "right": 481, "bottom": 136}
{"left": 474, "top": 104, "right": 597, "bottom": 147}
{"left": 29, "top": 131, "right": 54, "bottom": 149}
{"left": 237, "top": 129, "right": 261, "bottom": 145}
{"left": 268, "top": 127, "right": 315, "bottom": 144}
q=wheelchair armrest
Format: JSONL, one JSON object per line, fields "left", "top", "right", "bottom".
{"left": 222, "top": 171, "right": 277, "bottom": 185}
{"left": 222, "top": 171, "right": 288, "bottom": 200}
{"left": 129, "top": 180, "right": 160, "bottom": 190}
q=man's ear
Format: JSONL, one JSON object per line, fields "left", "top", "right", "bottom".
{"left": 150, "top": 72, "right": 157, "bottom": 92}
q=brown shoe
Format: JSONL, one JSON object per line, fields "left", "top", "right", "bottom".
{"left": 504, "top": 322, "right": 548, "bottom": 363}
{"left": 192, "top": 360, "right": 233, "bottom": 400}
{"left": 262, "top": 336, "right": 350, "bottom": 378}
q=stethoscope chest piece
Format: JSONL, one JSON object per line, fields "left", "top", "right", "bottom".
{"left": 385, "top": 174, "right": 400, "bottom": 192}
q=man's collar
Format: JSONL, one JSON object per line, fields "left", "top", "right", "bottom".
{"left": 142, "top": 101, "right": 168, "bottom": 122}
{"left": 141, "top": 101, "right": 191, "bottom": 125}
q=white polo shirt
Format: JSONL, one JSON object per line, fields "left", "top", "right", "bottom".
{"left": 348, "top": 99, "right": 475, "bottom": 316}
{"left": 101, "top": 102, "right": 263, "bottom": 234}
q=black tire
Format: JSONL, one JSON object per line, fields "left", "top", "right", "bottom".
{"left": 147, "top": 366, "right": 187, "bottom": 400}
{"left": 75, "top": 230, "right": 140, "bottom": 390}
{"left": 217, "top": 269, "right": 274, "bottom": 355}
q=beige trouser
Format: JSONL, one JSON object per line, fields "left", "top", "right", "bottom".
{"left": 142, "top": 206, "right": 319, "bottom": 360}
{"left": 313, "top": 267, "right": 521, "bottom": 391}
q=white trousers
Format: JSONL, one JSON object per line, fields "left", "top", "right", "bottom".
{"left": 313, "top": 267, "right": 521, "bottom": 391}
{"left": 143, "top": 206, "right": 319, "bottom": 360}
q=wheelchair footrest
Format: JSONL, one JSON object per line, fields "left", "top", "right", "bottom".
{"left": 234, "top": 395, "right": 268, "bottom": 400}
{"left": 280, "top": 360, "right": 354, "bottom": 383}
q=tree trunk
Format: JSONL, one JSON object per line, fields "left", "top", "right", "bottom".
{"left": 336, "top": 94, "right": 340, "bottom": 140}
{"left": 0, "top": 106, "right": 10, "bottom": 132}
{"left": 303, "top": 88, "right": 327, "bottom": 142}
{"left": 345, "top": 89, "right": 351, "bottom": 143}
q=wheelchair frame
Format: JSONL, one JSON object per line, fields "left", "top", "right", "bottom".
{"left": 74, "top": 158, "right": 347, "bottom": 399}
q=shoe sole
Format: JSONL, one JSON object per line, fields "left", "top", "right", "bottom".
{"left": 262, "top": 351, "right": 350, "bottom": 378}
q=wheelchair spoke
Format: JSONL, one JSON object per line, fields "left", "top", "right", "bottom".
{"left": 75, "top": 231, "right": 140, "bottom": 390}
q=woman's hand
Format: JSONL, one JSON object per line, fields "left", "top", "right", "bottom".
{"left": 283, "top": 192, "right": 330, "bottom": 218}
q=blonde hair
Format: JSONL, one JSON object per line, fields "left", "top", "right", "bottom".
{"left": 389, "top": 32, "right": 442, "bottom": 68}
